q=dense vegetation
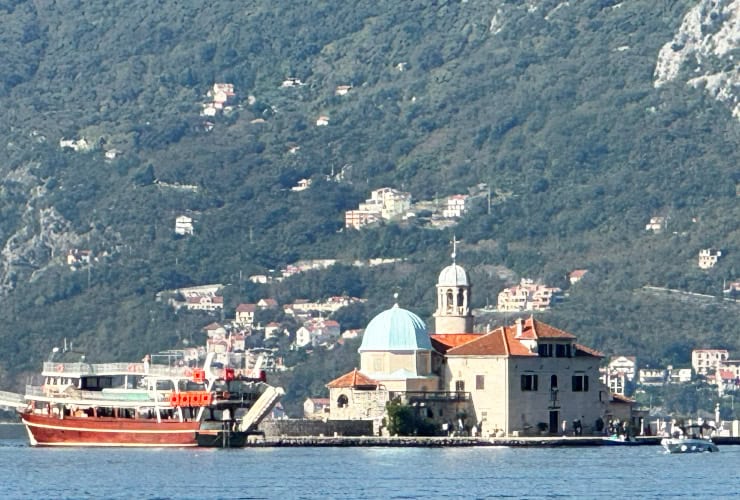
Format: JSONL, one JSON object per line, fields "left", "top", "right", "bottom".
{"left": 0, "top": 1, "right": 738, "bottom": 414}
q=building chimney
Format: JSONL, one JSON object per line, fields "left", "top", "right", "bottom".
{"left": 515, "top": 317, "right": 523, "bottom": 338}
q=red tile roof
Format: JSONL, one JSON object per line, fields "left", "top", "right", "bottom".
{"left": 326, "top": 368, "right": 378, "bottom": 389}
{"left": 443, "top": 318, "right": 595, "bottom": 358}
{"left": 236, "top": 303, "right": 256, "bottom": 312}
{"left": 719, "top": 369, "right": 736, "bottom": 380}
{"left": 445, "top": 327, "right": 536, "bottom": 357}
{"left": 430, "top": 334, "right": 482, "bottom": 354}
{"left": 575, "top": 343, "right": 604, "bottom": 358}
{"left": 528, "top": 317, "right": 576, "bottom": 339}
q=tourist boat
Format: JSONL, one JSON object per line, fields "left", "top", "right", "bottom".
{"left": 14, "top": 352, "right": 282, "bottom": 447}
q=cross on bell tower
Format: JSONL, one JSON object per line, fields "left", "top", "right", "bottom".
{"left": 434, "top": 236, "right": 474, "bottom": 334}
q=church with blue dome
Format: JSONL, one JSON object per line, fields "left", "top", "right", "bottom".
{"left": 326, "top": 247, "right": 621, "bottom": 437}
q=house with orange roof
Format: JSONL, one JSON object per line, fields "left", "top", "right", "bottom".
{"left": 568, "top": 269, "right": 588, "bottom": 285}
{"left": 234, "top": 303, "right": 257, "bottom": 326}
{"left": 326, "top": 253, "right": 614, "bottom": 437}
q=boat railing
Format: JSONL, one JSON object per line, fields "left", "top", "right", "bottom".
{"left": 25, "top": 384, "right": 172, "bottom": 404}
{"left": 43, "top": 361, "right": 194, "bottom": 377}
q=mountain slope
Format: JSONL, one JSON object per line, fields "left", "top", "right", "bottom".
{"left": 0, "top": 0, "right": 738, "bottom": 387}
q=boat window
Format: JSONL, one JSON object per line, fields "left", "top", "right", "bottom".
{"left": 157, "top": 380, "right": 174, "bottom": 391}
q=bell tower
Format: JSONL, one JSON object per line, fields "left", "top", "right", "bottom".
{"left": 434, "top": 237, "right": 474, "bottom": 334}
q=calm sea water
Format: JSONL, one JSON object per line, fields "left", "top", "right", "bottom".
{"left": 1, "top": 424, "right": 738, "bottom": 499}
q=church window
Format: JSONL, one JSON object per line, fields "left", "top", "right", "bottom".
{"left": 446, "top": 290, "right": 454, "bottom": 312}
{"left": 521, "top": 374, "right": 538, "bottom": 391}
{"left": 572, "top": 374, "right": 589, "bottom": 392}
{"left": 455, "top": 380, "right": 465, "bottom": 392}
{"left": 373, "top": 357, "right": 383, "bottom": 371}
{"left": 476, "top": 375, "right": 485, "bottom": 390}
{"left": 337, "top": 394, "right": 349, "bottom": 408}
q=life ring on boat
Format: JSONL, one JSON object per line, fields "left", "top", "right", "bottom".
{"left": 55, "top": 364, "right": 64, "bottom": 373}
{"left": 169, "top": 392, "right": 179, "bottom": 407}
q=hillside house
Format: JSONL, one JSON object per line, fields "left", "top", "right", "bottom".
{"left": 346, "top": 187, "right": 412, "bottom": 229}
{"left": 698, "top": 249, "right": 722, "bottom": 269}
{"left": 345, "top": 210, "right": 381, "bottom": 230}
{"left": 59, "top": 138, "right": 91, "bottom": 151}
{"left": 601, "top": 356, "right": 637, "bottom": 395}
{"left": 264, "top": 322, "right": 285, "bottom": 341}
{"left": 281, "top": 77, "right": 303, "bottom": 88}
{"left": 186, "top": 295, "right": 223, "bottom": 311}
{"left": 201, "top": 83, "right": 235, "bottom": 117}
{"left": 295, "top": 318, "right": 341, "bottom": 348}
{"left": 291, "top": 178, "right": 312, "bottom": 191}
{"left": 235, "top": 303, "right": 257, "bottom": 326}
{"left": 638, "top": 369, "right": 667, "bottom": 386}
{"left": 667, "top": 367, "right": 692, "bottom": 384}
{"left": 257, "top": 298, "right": 278, "bottom": 309}
{"left": 442, "top": 194, "right": 469, "bottom": 218}
{"left": 316, "top": 115, "right": 330, "bottom": 126}
{"left": 497, "top": 279, "right": 562, "bottom": 312}
{"left": 692, "top": 349, "right": 729, "bottom": 376}
{"left": 341, "top": 329, "right": 363, "bottom": 340}
{"left": 645, "top": 216, "right": 666, "bottom": 233}
{"left": 104, "top": 149, "right": 121, "bottom": 160}
{"left": 175, "top": 215, "right": 194, "bottom": 236}
{"left": 203, "top": 322, "right": 227, "bottom": 339}
{"left": 67, "top": 249, "right": 92, "bottom": 267}
{"left": 568, "top": 269, "right": 588, "bottom": 285}
{"left": 335, "top": 85, "right": 352, "bottom": 96}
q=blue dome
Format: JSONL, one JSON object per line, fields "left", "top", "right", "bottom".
{"left": 359, "top": 304, "right": 431, "bottom": 352}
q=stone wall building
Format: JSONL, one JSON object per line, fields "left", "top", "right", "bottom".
{"left": 327, "top": 254, "right": 611, "bottom": 437}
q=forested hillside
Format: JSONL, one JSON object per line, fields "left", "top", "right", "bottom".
{"left": 0, "top": 0, "right": 738, "bottom": 396}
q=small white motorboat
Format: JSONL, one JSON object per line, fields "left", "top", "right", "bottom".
{"left": 661, "top": 437, "right": 719, "bottom": 453}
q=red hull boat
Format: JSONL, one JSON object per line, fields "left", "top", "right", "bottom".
{"left": 21, "top": 412, "right": 199, "bottom": 447}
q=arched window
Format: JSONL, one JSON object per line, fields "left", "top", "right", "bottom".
{"left": 446, "top": 290, "right": 454, "bottom": 312}
{"left": 337, "top": 394, "right": 349, "bottom": 408}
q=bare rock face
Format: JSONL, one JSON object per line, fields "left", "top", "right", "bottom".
{"left": 0, "top": 165, "right": 84, "bottom": 294}
{"left": 654, "top": 0, "right": 740, "bottom": 120}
